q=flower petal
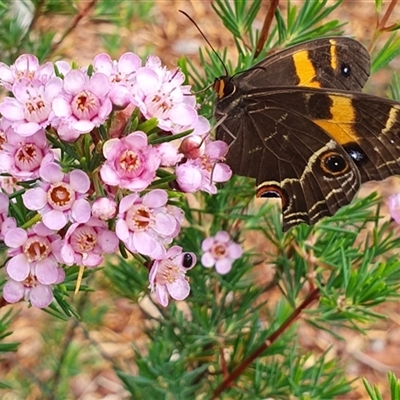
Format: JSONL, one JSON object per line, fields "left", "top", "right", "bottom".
{"left": 64, "top": 69, "right": 86, "bottom": 95}
{"left": 166, "top": 278, "right": 190, "bottom": 301}
{"left": 3, "top": 280, "right": 24, "bottom": 303}
{"left": 29, "top": 284, "right": 53, "bottom": 308}
{"left": 228, "top": 243, "right": 243, "bottom": 260}
{"left": 98, "top": 230, "right": 119, "bottom": 253}
{"left": 6, "top": 254, "right": 30, "bottom": 281}
{"left": 116, "top": 219, "right": 129, "bottom": 242}
{"left": 42, "top": 210, "right": 68, "bottom": 230}
{"left": 35, "top": 258, "right": 59, "bottom": 284}
{"left": 4, "top": 227, "right": 27, "bottom": 248}
{"left": 142, "top": 189, "right": 168, "bottom": 208}
{"left": 156, "top": 284, "right": 169, "bottom": 307}
{"left": 71, "top": 199, "right": 91, "bottom": 223}
{"left": 22, "top": 187, "right": 48, "bottom": 210}
{"left": 61, "top": 244, "right": 75, "bottom": 266}
{"left": 69, "top": 169, "right": 90, "bottom": 193}
{"left": 154, "top": 213, "right": 176, "bottom": 236}
{"left": 133, "top": 231, "right": 166, "bottom": 259}
{"left": 40, "top": 162, "right": 64, "bottom": 183}
{"left": 201, "top": 252, "right": 215, "bottom": 268}
{"left": 215, "top": 258, "right": 233, "bottom": 275}
{"left": 215, "top": 231, "right": 230, "bottom": 243}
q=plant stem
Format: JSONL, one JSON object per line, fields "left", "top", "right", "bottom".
{"left": 255, "top": 0, "right": 280, "bottom": 58}
{"left": 50, "top": 0, "right": 98, "bottom": 54}
{"left": 212, "top": 287, "right": 320, "bottom": 398}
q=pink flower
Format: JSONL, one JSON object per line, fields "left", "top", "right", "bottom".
{"left": 201, "top": 231, "right": 242, "bottom": 275}
{"left": 52, "top": 70, "right": 112, "bottom": 141}
{"left": 149, "top": 245, "right": 196, "bottom": 307}
{"left": 100, "top": 131, "right": 161, "bottom": 191}
{"left": 0, "top": 54, "right": 55, "bottom": 90}
{"left": 0, "top": 176, "right": 22, "bottom": 194}
{"left": 0, "top": 192, "right": 16, "bottom": 240}
{"left": 91, "top": 197, "right": 117, "bottom": 220}
{"left": 389, "top": 194, "right": 400, "bottom": 223}
{"left": 116, "top": 189, "right": 181, "bottom": 259}
{"left": 179, "top": 135, "right": 205, "bottom": 159}
{"left": 4, "top": 222, "right": 64, "bottom": 285}
{"left": 134, "top": 56, "right": 200, "bottom": 134}
{"left": 2, "top": 220, "right": 65, "bottom": 308}
{"left": 22, "top": 162, "right": 91, "bottom": 230}
{"left": 0, "top": 118, "right": 12, "bottom": 149}
{"left": 93, "top": 52, "right": 142, "bottom": 108}
{"left": 3, "top": 270, "right": 65, "bottom": 308}
{"left": 175, "top": 163, "right": 202, "bottom": 193}
{"left": 166, "top": 204, "right": 184, "bottom": 239}
{"left": 0, "top": 77, "right": 63, "bottom": 136}
{"left": 157, "top": 142, "right": 183, "bottom": 167}
{"left": 0, "top": 128, "right": 54, "bottom": 180}
{"left": 61, "top": 217, "right": 119, "bottom": 268}
{"left": 176, "top": 139, "right": 232, "bottom": 194}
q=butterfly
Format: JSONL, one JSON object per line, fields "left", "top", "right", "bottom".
{"left": 214, "top": 37, "right": 400, "bottom": 231}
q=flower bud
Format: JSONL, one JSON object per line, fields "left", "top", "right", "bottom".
{"left": 179, "top": 135, "right": 205, "bottom": 159}
{"left": 91, "top": 197, "right": 117, "bottom": 220}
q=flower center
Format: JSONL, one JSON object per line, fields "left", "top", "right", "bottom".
{"left": 15, "top": 143, "right": 43, "bottom": 171}
{"left": 1, "top": 176, "right": 19, "bottom": 193}
{"left": 47, "top": 182, "right": 76, "bottom": 211}
{"left": 16, "top": 69, "right": 35, "bottom": 81}
{"left": 201, "top": 155, "right": 213, "bottom": 172}
{"left": 212, "top": 243, "right": 227, "bottom": 259}
{"left": 70, "top": 226, "right": 97, "bottom": 254}
{"left": 157, "top": 260, "right": 183, "bottom": 285}
{"left": 24, "top": 95, "right": 50, "bottom": 123}
{"left": 72, "top": 90, "right": 100, "bottom": 120}
{"left": 0, "top": 131, "right": 7, "bottom": 150}
{"left": 23, "top": 235, "right": 50, "bottom": 262}
{"left": 118, "top": 149, "right": 143, "bottom": 176}
{"left": 22, "top": 272, "right": 38, "bottom": 288}
{"left": 126, "top": 205, "right": 154, "bottom": 232}
{"left": 146, "top": 91, "right": 172, "bottom": 118}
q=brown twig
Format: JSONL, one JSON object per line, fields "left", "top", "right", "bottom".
{"left": 50, "top": 0, "right": 98, "bottom": 55}
{"left": 212, "top": 287, "right": 320, "bottom": 398}
{"left": 378, "top": 0, "right": 398, "bottom": 31}
{"left": 369, "top": 0, "right": 398, "bottom": 52}
{"left": 254, "top": 0, "right": 279, "bottom": 58}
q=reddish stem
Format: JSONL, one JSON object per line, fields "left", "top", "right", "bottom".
{"left": 50, "top": 0, "right": 98, "bottom": 54}
{"left": 212, "top": 287, "right": 320, "bottom": 398}
{"left": 254, "top": 0, "right": 280, "bottom": 58}
{"left": 378, "top": 0, "right": 398, "bottom": 31}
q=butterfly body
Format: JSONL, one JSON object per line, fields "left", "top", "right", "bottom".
{"left": 214, "top": 37, "right": 400, "bottom": 231}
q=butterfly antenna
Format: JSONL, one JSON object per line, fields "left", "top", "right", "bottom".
{"left": 179, "top": 10, "right": 229, "bottom": 77}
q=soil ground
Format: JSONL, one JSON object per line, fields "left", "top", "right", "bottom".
{"left": 2, "top": 1, "right": 400, "bottom": 399}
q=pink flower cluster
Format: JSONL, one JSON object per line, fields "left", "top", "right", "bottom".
{"left": 0, "top": 53, "right": 233, "bottom": 309}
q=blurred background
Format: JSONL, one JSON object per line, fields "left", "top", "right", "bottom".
{"left": 1, "top": 1, "right": 400, "bottom": 399}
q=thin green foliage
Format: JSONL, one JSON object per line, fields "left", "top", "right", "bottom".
{"left": 2, "top": 1, "right": 400, "bottom": 399}
{"left": 390, "top": 73, "right": 400, "bottom": 100}
{"left": 372, "top": 32, "right": 400, "bottom": 73}
{"left": 364, "top": 372, "right": 400, "bottom": 400}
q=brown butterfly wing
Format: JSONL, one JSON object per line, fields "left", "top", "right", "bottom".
{"left": 216, "top": 88, "right": 363, "bottom": 231}
{"left": 261, "top": 88, "right": 400, "bottom": 184}
{"left": 237, "top": 37, "right": 370, "bottom": 91}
